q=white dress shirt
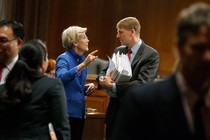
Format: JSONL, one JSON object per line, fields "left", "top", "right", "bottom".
{"left": 0, "top": 55, "right": 18, "bottom": 85}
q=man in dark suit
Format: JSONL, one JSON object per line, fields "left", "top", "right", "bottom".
{"left": 98, "top": 17, "right": 160, "bottom": 140}
{"left": 112, "top": 3, "right": 210, "bottom": 140}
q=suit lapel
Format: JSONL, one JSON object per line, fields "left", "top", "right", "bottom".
{"left": 161, "top": 75, "right": 192, "bottom": 137}
{"left": 117, "top": 42, "right": 145, "bottom": 69}
{"left": 131, "top": 42, "right": 145, "bottom": 68}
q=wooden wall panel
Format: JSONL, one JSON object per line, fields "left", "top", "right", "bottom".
{"left": 48, "top": 0, "right": 119, "bottom": 60}
{"left": 5, "top": 0, "right": 209, "bottom": 76}
{"left": 8, "top": 0, "right": 51, "bottom": 42}
{"left": 45, "top": 0, "right": 210, "bottom": 76}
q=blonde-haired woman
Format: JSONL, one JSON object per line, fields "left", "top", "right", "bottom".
{"left": 56, "top": 26, "right": 98, "bottom": 140}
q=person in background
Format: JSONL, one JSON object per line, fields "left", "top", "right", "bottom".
{"left": 45, "top": 58, "right": 57, "bottom": 139}
{"left": 98, "top": 17, "right": 160, "bottom": 140}
{"left": 112, "top": 3, "right": 210, "bottom": 140}
{"left": 0, "top": 39, "right": 71, "bottom": 140}
{"left": 0, "top": 20, "right": 24, "bottom": 85}
{"left": 46, "top": 58, "right": 56, "bottom": 78}
{"left": 56, "top": 26, "right": 98, "bottom": 140}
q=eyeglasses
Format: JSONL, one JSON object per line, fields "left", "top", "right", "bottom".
{"left": 190, "top": 43, "right": 210, "bottom": 53}
{"left": 0, "top": 37, "right": 18, "bottom": 45}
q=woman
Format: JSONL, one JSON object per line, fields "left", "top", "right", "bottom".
{"left": 56, "top": 26, "right": 98, "bottom": 140}
{"left": 0, "top": 39, "right": 71, "bottom": 140}
{"left": 46, "top": 59, "right": 56, "bottom": 78}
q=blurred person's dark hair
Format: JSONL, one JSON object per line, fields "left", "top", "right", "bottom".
{"left": 176, "top": 3, "right": 210, "bottom": 46}
{"left": 0, "top": 20, "right": 25, "bottom": 41}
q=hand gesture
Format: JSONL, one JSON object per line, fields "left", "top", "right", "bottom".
{"left": 84, "top": 50, "right": 98, "bottom": 66}
{"left": 85, "top": 83, "right": 95, "bottom": 95}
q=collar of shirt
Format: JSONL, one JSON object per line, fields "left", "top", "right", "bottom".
{"left": 5, "top": 55, "right": 19, "bottom": 71}
{"left": 0, "top": 55, "right": 19, "bottom": 85}
{"left": 67, "top": 48, "right": 85, "bottom": 63}
{"left": 130, "top": 39, "right": 142, "bottom": 55}
{"left": 176, "top": 72, "right": 197, "bottom": 108}
{"left": 176, "top": 72, "right": 210, "bottom": 133}
{"left": 176, "top": 72, "right": 210, "bottom": 108}
{"left": 129, "top": 39, "right": 142, "bottom": 62}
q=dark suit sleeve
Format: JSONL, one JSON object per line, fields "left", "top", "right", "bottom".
{"left": 96, "top": 67, "right": 108, "bottom": 90}
{"left": 48, "top": 79, "right": 71, "bottom": 140}
{"left": 116, "top": 47, "right": 160, "bottom": 98}
{"left": 112, "top": 87, "right": 145, "bottom": 140}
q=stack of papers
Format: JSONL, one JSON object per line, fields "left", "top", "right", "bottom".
{"left": 106, "top": 52, "right": 132, "bottom": 82}
{"left": 104, "top": 52, "right": 132, "bottom": 97}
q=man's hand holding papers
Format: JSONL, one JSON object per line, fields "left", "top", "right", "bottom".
{"left": 99, "top": 52, "right": 132, "bottom": 97}
{"left": 107, "top": 52, "right": 132, "bottom": 82}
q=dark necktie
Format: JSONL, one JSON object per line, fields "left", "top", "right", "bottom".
{"left": 0, "top": 64, "right": 5, "bottom": 81}
{"left": 127, "top": 49, "right": 132, "bottom": 61}
{"left": 194, "top": 97, "right": 206, "bottom": 140}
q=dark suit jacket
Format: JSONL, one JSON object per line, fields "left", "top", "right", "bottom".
{"left": 98, "top": 41, "right": 160, "bottom": 124}
{"left": 112, "top": 74, "right": 195, "bottom": 140}
{"left": 0, "top": 77, "right": 71, "bottom": 140}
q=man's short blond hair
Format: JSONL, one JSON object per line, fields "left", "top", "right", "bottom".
{"left": 116, "top": 17, "right": 141, "bottom": 36}
{"left": 61, "top": 26, "right": 87, "bottom": 49}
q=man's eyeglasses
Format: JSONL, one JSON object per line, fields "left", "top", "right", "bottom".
{"left": 0, "top": 37, "right": 18, "bottom": 45}
{"left": 190, "top": 43, "right": 210, "bottom": 53}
